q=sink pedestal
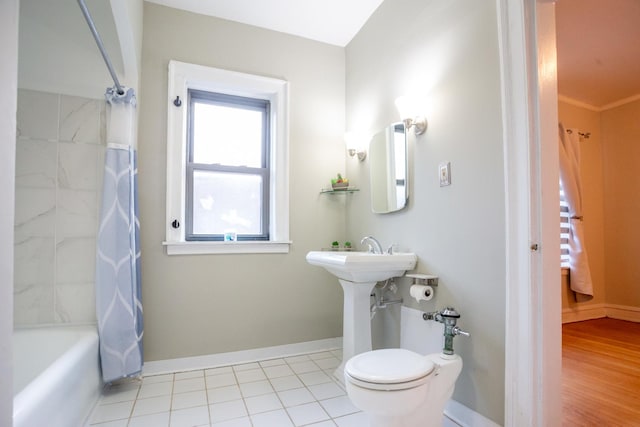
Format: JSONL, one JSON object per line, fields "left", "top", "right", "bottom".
{"left": 334, "top": 279, "right": 377, "bottom": 384}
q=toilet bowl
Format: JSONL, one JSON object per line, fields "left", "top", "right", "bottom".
{"left": 344, "top": 348, "right": 462, "bottom": 427}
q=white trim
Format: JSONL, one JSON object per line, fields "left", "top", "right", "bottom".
{"left": 165, "top": 60, "right": 289, "bottom": 255}
{"left": 445, "top": 400, "right": 502, "bottom": 427}
{"left": 562, "top": 304, "right": 640, "bottom": 324}
{"left": 497, "top": 0, "right": 537, "bottom": 424}
{"left": 0, "top": 1, "right": 18, "bottom": 424}
{"left": 606, "top": 304, "right": 640, "bottom": 322}
{"left": 535, "top": 3, "right": 563, "bottom": 425}
{"left": 498, "top": 0, "right": 561, "bottom": 425}
{"left": 562, "top": 304, "right": 607, "bottom": 323}
{"left": 559, "top": 93, "right": 640, "bottom": 112}
{"left": 163, "top": 240, "right": 291, "bottom": 255}
{"left": 557, "top": 95, "right": 600, "bottom": 112}
{"left": 109, "top": 0, "right": 140, "bottom": 89}
{"left": 600, "top": 93, "right": 640, "bottom": 111}
{"left": 143, "top": 337, "right": 342, "bottom": 375}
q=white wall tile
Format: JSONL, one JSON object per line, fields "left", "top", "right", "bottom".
{"left": 13, "top": 282, "right": 55, "bottom": 324}
{"left": 13, "top": 236, "right": 54, "bottom": 286}
{"left": 13, "top": 187, "right": 55, "bottom": 238}
{"left": 58, "top": 142, "right": 101, "bottom": 190}
{"left": 59, "top": 95, "right": 103, "bottom": 144}
{"left": 56, "top": 189, "right": 98, "bottom": 238}
{"left": 14, "top": 89, "right": 106, "bottom": 327}
{"left": 55, "top": 237, "right": 96, "bottom": 283}
{"left": 15, "top": 139, "right": 57, "bottom": 188}
{"left": 54, "top": 282, "right": 96, "bottom": 323}
{"left": 16, "top": 89, "right": 59, "bottom": 140}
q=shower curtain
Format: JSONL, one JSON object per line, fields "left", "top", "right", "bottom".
{"left": 95, "top": 87, "right": 143, "bottom": 382}
{"left": 559, "top": 123, "right": 593, "bottom": 301}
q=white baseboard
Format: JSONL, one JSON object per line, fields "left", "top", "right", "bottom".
{"left": 562, "top": 303, "right": 640, "bottom": 324}
{"left": 562, "top": 303, "right": 607, "bottom": 323}
{"left": 143, "top": 337, "right": 342, "bottom": 375}
{"left": 606, "top": 304, "right": 640, "bottom": 322}
{"left": 445, "top": 399, "right": 501, "bottom": 427}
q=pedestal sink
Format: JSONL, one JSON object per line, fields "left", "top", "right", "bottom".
{"left": 306, "top": 251, "right": 417, "bottom": 383}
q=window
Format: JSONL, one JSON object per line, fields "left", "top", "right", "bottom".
{"left": 186, "top": 90, "right": 270, "bottom": 241}
{"left": 165, "top": 61, "right": 289, "bottom": 255}
{"left": 560, "top": 181, "right": 570, "bottom": 268}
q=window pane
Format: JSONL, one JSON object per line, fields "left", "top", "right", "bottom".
{"left": 192, "top": 102, "right": 263, "bottom": 167}
{"left": 192, "top": 170, "right": 263, "bottom": 236}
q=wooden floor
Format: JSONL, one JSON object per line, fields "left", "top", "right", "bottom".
{"left": 562, "top": 318, "right": 640, "bottom": 426}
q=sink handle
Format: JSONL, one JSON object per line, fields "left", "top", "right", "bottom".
{"left": 386, "top": 244, "right": 395, "bottom": 254}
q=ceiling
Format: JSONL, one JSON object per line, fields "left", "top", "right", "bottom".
{"left": 20, "top": 0, "right": 637, "bottom": 108}
{"left": 556, "top": 0, "right": 640, "bottom": 109}
{"left": 144, "top": 0, "right": 384, "bottom": 47}
{"left": 147, "top": 0, "right": 639, "bottom": 110}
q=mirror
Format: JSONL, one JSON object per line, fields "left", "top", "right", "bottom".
{"left": 369, "top": 122, "right": 408, "bottom": 213}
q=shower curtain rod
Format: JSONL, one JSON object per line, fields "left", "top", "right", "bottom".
{"left": 566, "top": 129, "right": 591, "bottom": 139}
{"left": 77, "top": 0, "right": 125, "bottom": 95}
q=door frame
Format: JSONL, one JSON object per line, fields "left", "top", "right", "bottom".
{"left": 499, "top": 0, "right": 562, "bottom": 425}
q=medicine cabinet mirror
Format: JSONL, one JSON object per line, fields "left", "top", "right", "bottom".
{"left": 369, "top": 122, "right": 408, "bottom": 214}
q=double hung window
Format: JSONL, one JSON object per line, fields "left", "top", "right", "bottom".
{"left": 165, "top": 61, "right": 289, "bottom": 255}
{"left": 186, "top": 90, "right": 270, "bottom": 241}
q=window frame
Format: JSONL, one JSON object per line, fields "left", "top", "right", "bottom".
{"left": 185, "top": 90, "right": 271, "bottom": 241}
{"left": 164, "top": 60, "right": 290, "bottom": 255}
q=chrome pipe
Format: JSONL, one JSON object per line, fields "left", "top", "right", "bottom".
{"left": 77, "top": 0, "right": 124, "bottom": 95}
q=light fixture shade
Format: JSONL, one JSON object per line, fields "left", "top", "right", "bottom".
{"left": 344, "top": 131, "right": 368, "bottom": 161}
{"left": 344, "top": 131, "right": 360, "bottom": 151}
{"left": 395, "top": 96, "right": 420, "bottom": 120}
{"left": 395, "top": 96, "right": 427, "bottom": 135}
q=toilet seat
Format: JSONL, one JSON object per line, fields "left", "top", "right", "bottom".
{"left": 345, "top": 349, "right": 435, "bottom": 391}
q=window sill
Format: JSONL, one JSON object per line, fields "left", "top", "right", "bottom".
{"left": 163, "top": 241, "right": 292, "bottom": 255}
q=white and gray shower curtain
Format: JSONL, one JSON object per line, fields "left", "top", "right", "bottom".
{"left": 559, "top": 123, "right": 593, "bottom": 300}
{"left": 96, "top": 87, "right": 143, "bottom": 382}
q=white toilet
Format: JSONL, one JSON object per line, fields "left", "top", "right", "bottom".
{"left": 344, "top": 348, "right": 462, "bottom": 427}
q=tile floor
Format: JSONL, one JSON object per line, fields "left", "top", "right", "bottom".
{"left": 87, "top": 349, "right": 460, "bottom": 427}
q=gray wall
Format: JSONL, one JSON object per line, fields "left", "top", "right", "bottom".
{"left": 345, "top": 0, "right": 506, "bottom": 423}
{"left": 139, "top": 3, "right": 347, "bottom": 361}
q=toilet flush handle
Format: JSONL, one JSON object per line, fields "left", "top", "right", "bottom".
{"left": 452, "top": 326, "right": 470, "bottom": 338}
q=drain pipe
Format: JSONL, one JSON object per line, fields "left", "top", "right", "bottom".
{"left": 370, "top": 279, "right": 403, "bottom": 319}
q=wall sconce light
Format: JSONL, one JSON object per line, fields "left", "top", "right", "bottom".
{"left": 395, "top": 96, "right": 427, "bottom": 135}
{"left": 344, "top": 132, "right": 368, "bottom": 161}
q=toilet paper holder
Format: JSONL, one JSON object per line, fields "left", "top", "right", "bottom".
{"left": 406, "top": 273, "right": 438, "bottom": 286}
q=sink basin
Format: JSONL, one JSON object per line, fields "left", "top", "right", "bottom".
{"left": 306, "top": 251, "right": 417, "bottom": 283}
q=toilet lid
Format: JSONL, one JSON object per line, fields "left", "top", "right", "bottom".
{"left": 345, "top": 348, "right": 435, "bottom": 384}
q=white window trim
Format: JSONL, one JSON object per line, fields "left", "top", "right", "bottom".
{"left": 164, "top": 60, "right": 290, "bottom": 255}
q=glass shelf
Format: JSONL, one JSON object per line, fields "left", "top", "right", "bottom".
{"left": 320, "top": 187, "right": 359, "bottom": 194}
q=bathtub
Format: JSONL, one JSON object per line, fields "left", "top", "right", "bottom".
{"left": 13, "top": 325, "right": 102, "bottom": 427}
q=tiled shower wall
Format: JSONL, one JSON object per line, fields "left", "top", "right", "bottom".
{"left": 14, "top": 88, "right": 105, "bottom": 325}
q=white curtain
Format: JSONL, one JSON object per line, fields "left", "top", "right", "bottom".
{"left": 558, "top": 123, "right": 593, "bottom": 301}
{"left": 95, "top": 87, "right": 143, "bottom": 382}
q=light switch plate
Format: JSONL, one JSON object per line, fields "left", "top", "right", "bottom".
{"left": 439, "top": 162, "right": 451, "bottom": 186}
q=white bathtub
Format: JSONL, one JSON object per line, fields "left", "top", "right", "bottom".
{"left": 13, "top": 325, "right": 102, "bottom": 427}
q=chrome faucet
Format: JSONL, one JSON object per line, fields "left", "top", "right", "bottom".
{"left": 361, "top": 236, "right": 383, "bottom": 254}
